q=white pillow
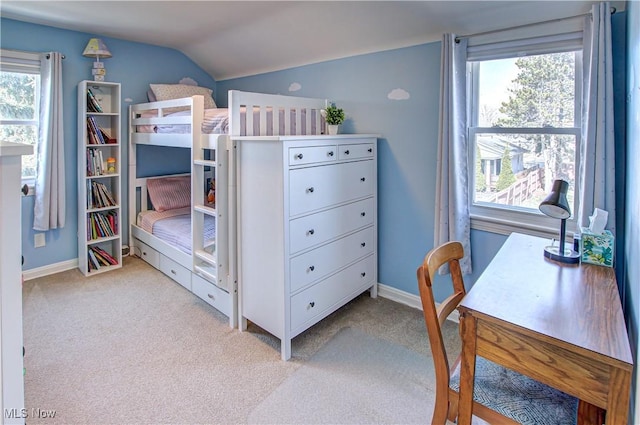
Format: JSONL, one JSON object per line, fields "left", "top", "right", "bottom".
{"left": 150, "top": 84, "right": 216, "bottom": 109}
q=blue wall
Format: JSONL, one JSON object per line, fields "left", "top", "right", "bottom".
{"left": 1, "top": 18, "right": 216, "bottom": 271}
{"left": 1, "top": 8, "right": 637, "bottom": 419}
{"left": 624, "top": 1, "right": 639, "bottom": 421}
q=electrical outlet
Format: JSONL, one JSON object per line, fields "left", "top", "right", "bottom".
{"left": 34, "top": 233, "right": 45, "bottom": 248}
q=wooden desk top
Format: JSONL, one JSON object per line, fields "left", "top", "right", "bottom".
{"left": 459, "top": 232, "right": 632, "bottom": 368}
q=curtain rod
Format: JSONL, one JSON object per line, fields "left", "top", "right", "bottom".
{"left": 2, "top": 48, "right": 65, "bottom": 59}
{"left": 455, "top": 6, "right": 616, "bottom": 43}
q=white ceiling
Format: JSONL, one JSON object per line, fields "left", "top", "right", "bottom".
{"left": 0, "top": 1, "right": 625, "bottom": 81}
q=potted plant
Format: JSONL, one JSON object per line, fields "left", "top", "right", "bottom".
{"left": 322, "top": 104, "right": 345, "bottom": 135}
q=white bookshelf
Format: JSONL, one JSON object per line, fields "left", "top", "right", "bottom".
{"left": 77, "top": 80, "right": 122, "bottom": 276}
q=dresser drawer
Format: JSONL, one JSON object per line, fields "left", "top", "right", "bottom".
{"left": 136, "top": 240, "right": 160, "bottom": 269}
{"left": 290, "top": 226, "right": 374, "bottom": 294}
{"left": 160, "top": 255, "right": 191, "bottom": 291}
{"left": 289, "top": 145, "right": 337, "bottom": 166}
{"left": 192, "top": 274, "right": 230, "bottom": 317}
{"left": 289, "top": 160, "right": 374, "bottom": 216}
{"left": 290, "top": 255, "right": 375, "bottom": 333}
{"left": 338, "top": 143, "right": 375, "bottom": 161}
{"left": 289, "top": 197, "right": 374, "bottom": 254}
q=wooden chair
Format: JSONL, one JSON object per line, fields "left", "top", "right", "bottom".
{"left": 417, "top": 241, "right": 583, "bottom": 425}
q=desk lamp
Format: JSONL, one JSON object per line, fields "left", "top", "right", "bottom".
{"left": 539, "top": 179, "right": 580, "bottom": 264}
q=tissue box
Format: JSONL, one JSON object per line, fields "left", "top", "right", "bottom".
{"left": 580, "top": 227, "right": 614, "bottom": 267}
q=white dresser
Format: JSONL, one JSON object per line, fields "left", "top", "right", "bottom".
{"left": 0, "top": 141, "right": 32, "bottom": 424}
{"left": 237, "top": 135, "right": 377, "bottom": 360}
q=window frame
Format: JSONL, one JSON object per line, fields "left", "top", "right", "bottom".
{"left": 466, "top": 47, "right": 584, "bottom": 238}
{"left": 0, "top": 49, "right": 41, "bottom": 191}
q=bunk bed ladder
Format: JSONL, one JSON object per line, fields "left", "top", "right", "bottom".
{"left": 191, "top": 100, "right": 229, "bottom": 293}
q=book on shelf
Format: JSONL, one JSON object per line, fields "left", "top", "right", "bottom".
{"left": 86, "top": 117, "right": 105, "bottom": 144}
{"left": 88, "top": 248, "right": 101, "bottom": 270}
{"left": 87, "top": 210, "right": 118, "bottom": 241}
{"left": 86, "top": 149, "right": 105, "bottom": 176}
{"left": 88, "top": 246, "right": 117, "bottom": 267}
{"left": 89, "top": 181, "right": 116, "bottom": 209}
{"left": 87, "top": 88, "right": 103, "bottom": 113}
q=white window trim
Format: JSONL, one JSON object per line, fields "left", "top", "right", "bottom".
{"left": 0, "top": 49, "right": 41, "bottom": 192}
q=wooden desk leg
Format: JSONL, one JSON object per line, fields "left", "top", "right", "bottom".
{"left": 605, "top": 366, "right": 631, "bottom": 425}
{"left": 577, "top": 400, "right": 605, "bottom": 425}
{"left": 458, "top": 311, "right": 477, "bottom": 425}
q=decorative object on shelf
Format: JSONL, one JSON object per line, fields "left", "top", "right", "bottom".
{"left": 538, "top": 179, "right": 580, "bottom": 264}
{"left": 82, "top": 38, "right": 112, "bottom": 81}
{"left": 321, "top": 104, "right": 345, "bottom": 135}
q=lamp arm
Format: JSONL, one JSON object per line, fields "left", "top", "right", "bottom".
{"left": 559, "top": 218, "right": 566, "bottom": 256}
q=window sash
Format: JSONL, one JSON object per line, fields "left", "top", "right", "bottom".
{"left": 466, "top": 44, "right": 583, "bottom": 237}
{"left": 0, "top": 49, "right": 41, "bottom": 187}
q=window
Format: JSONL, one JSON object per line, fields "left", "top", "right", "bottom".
{"left": 0, "top": 49, "right": 41, "bottom": 187}
{"left": 466, "top": 28, "right": 584, "bottom": 236}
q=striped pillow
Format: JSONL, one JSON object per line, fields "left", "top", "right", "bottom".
{"left": 147, "top": 176, "right": 190, "bottom": 212}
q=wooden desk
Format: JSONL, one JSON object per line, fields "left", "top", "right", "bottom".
{"left": 457, "top": 233, "right": 633, "bottom": 425}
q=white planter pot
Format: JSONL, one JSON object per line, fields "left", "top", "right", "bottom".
{"left": 327, "top": 124, "right": 339, "bottom": 135}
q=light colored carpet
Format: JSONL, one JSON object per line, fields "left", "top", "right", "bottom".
{"left": 248, "top": 327, "right": 438, "bottom": 424}
{"left": 22, "top": 256, "right": 461, "bottom": 424}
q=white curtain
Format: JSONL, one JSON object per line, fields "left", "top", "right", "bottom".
{"left": 34, "top": 52, "right": 65, "bottom": 231}
{"left": 578, "top": 2, "right": 616, "bottom": 234}
{"left": 434, "top": 34, "right": 472, "bottom": 274}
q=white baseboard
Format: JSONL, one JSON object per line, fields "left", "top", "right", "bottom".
{"left": 377, "top": 282, "right": 460, "bottom": 323}
{"left": 23, "top": 259, "right": 78, "bottom": 281}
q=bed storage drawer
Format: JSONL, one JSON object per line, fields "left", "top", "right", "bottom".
{"left": 160, "top": 255, "right": 191, "bottom": 291}
{"left": 192, "top": 274, "right": 230, "bottom": 317}
{"left": 137, "top": 240, "right": 160, "bottom": 269}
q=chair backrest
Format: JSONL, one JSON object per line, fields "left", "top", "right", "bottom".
{"left": 417, "top": 241, "right": 467, "bottom": 419}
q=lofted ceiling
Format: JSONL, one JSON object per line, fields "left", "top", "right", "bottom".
{"left": 0, "top": 1, "right": 625, "bottom": 81}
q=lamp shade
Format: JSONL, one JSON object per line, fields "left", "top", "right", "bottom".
{"left": 539, "top": 179, "right": 571, "bottom": 219}
{"left": 82, "top": 38, "right": 112, "bottom": 59}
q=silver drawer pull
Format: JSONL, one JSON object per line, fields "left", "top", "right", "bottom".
{"left": 344, "top": 150, "right": 350, "bottom": 155}
{"left": 295, "top": 153, "right": 303, "bottom": 159}
{"left": 360, "top": 177, "right": 366, "bottom": 182}
{"left": 307, "top": 229, "right": 315, "bottom": 236}
{"left": 171, "top": 269, "right": 177, "bottom": 275}
{"left": 328, "top": 151, "right": 334, "bottom": 157}
{"left": 361, "top": 212, "right": 366, "bottom": 217}
{"left": 307, "top": 187, "right": 314, "bottom": 193}
{"left": 361, "top": 242, "right": 366, "bottom": 247}
{"left": 208, "top": 293, "right": 216, "bottom": 301}
{"left": 308, "top": 301, "right": 315, "bottom": 309}
{"left": 361, "top": 272, "right": 366, "bottom": 278}
{"left": 309, "top": 265, "right": 315, "bottom": 271}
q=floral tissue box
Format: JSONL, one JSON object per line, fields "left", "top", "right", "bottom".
{"left": 580, "top": 227, "right": 614, "bottom": 267}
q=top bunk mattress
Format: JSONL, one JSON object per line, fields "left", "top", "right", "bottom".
{"left": 136, "top": 108, "right": 230, "bottom": 135}
{"left": 135, "top": 107, "right": 318, "bottom": 136}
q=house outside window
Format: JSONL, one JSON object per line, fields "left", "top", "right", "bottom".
{"left": 0, "top": 49, "right": 41, "bottom": 188}
{"left": 467, "top": 32, "right": 583, "bottom": 236}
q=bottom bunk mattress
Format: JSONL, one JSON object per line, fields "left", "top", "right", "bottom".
{"left": 137, "top": 207, "right": 216, "bottom": 255}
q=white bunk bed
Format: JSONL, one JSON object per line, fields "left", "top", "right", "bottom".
{"left": 129, "top": 90, "right": 328, "bottom": 328}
